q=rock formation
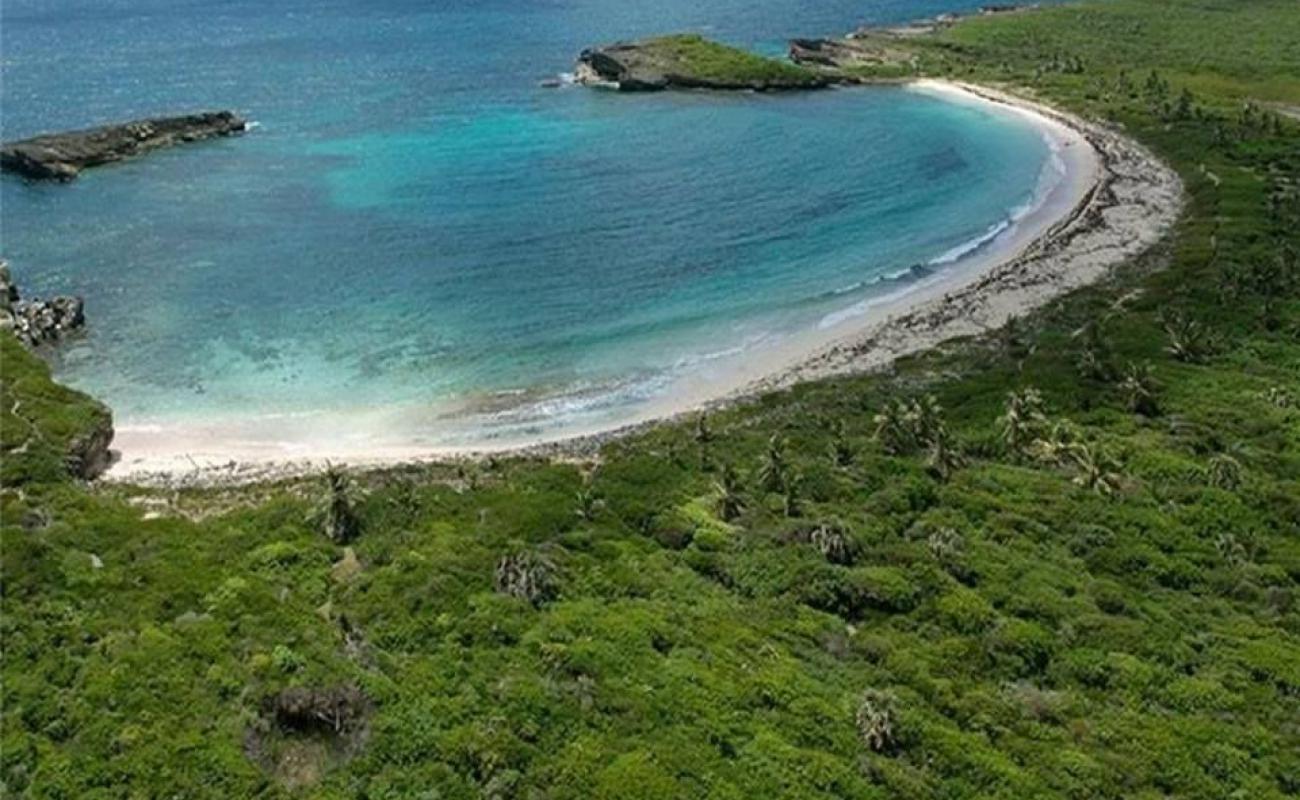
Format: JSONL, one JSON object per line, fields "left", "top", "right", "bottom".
{"left": 0, "top": 111, "right": 247, "bottom": 180}
{"left": 1, "top": 261, "right": 87, "bottom": 347}
{"left": 576, "top": 35, "right": 830, "bottom": 92}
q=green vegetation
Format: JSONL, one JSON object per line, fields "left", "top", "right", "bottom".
{"left": 640, "top": 34, "right": 823, "bottom": 86}
{"left": 0, "top": 336, "right": 111, "bottom": 486}
{"left": 2, "top": 0, "right": 1298, "bottom": 796}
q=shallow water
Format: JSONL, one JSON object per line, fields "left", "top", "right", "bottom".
{"left": 1, "top": 0, "right": 1060, "bottom": 442}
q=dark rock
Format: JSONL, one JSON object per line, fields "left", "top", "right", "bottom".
{"left": 12, "top": 294, "right": 86, "bottom": 348}
{"left": 66, "top": 416, "right": 115, "bottom": 480}
{"left": 1, "top": 111, "right": 247, "bottom": 181}
{"left": 0, "top": 261, "right": 17, "bottom": 307}
{"left": 264, "top": 685, "right": 370, "bottom": 736}
{"left": 3, "top": 259, "right": 88, "bottom": 347}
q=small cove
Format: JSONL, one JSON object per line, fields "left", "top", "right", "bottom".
{"left": 1, "top": 0, "right": 1066, "bottom": 455}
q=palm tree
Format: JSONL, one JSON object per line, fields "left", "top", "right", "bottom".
{"left": 1030, "top": 420, "right": 1079, "bottom": 467}
{"left": 757, "top": 434, "right": 790, "bottom": 493}
{"left": 926, "top": 427, "right": 966, "bottom": 482}
{"left": 873, "top": 400, "right": 911, "bottom": 455}
{"left": 780, "top": 470, "right": 804, "bottom": 518}
{"left": 1074, "top": 320, "right": 1114, "bottom": 381}
{"left": 827, "top": 419, "right": 855, "bottom": 468}
{"left": 1161, "top": 310, "right": 1210, "bottom": 363}
{"left": 911, "top": 395, "right": 946, "bottom": 446}
{"left": 999, "top": 316, "right": 1033, "bottom": 362}
{"left": 926, "top": 527, "right": 964, "bottom": 565}
{"left": 807, "top": 521, "right": 857, "bottom": 565}
{"left": 1206, "top": 453, "right": 1244, "bottom": 490}
{"left": 694, "top": 412, "right": 714, "bottom": 445}
{"left": 573, "top": 487, "right": 604, "bottom": 521}
{"left": 314, "top": 465, "right": 364, "bottom": 544}
{"left": 1215, "top": 533, "right": 1249, "bottom": 568}
{"left": 1120, "top": 361, "right": 1161, "bottom": 417}
{"left": 714, "top": 464, "right": 746, "bottom": 522}
{"left": 855, "top": 689, "right": 899, "bottom": 754}
{"left": 494, "top": 549, "right": 557, "bottom": 606}
{"left": 1069, "top": 443, "right": 1124, "bottom": 497}
{"left": 998, "top": 388, "right": 1048, "bottom": 458}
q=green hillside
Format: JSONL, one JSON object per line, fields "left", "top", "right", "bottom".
{"left": 2, "top": 1, "right": 1298, "bottom": 797}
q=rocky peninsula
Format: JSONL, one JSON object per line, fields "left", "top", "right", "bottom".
{"left": 0, "top": 110, "right": 247, "bottom": 180}
{"left": 576, "top": 35, "right": 830, "bottom": 91}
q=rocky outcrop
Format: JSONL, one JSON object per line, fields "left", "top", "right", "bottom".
{"left": 576, "top": 36, "right": 830, "bottom": 92}
{"left": 66, "top": 416, "right": 116, "bottom": 480}
{"left": 788, "top": 34, "right": 926, "bottom": 77}
{"left": 0, "top": 111, "right": 247, "bottom": 181}
{"left": 0, "top": 261, "right": 87, "bottom": 347}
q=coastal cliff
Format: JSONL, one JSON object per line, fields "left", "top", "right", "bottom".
{"left": 0, "top": 111, "right": 247, "bottom": 180}
{"left": 0, "top": 335, "right": 114, "bottom": 482}
{"left": 576, "top": 35, "right": 829, "bottom": 91}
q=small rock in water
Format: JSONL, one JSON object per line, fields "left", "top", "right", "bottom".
{"left": 539, "top": 77, "right": 563, "bottom": 88}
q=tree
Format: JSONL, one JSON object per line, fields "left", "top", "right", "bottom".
{"left": 927, "top": 527, "right": 964, "bottom": 566}
{"left": 1206, "top": 453, "right": 1243, "bottom": 490}
{"left": 998, "top": 388, "right": 1049, "bottom": 458}
{"left": 1075, "top": 319, "right": 1115, "bottom": 381}
{"left": 494, "top": 550, "right": 557, "bottom": 606}
{"left": 314, "top": 465, "right": 364, "bottom": 544}
{"left": 757, "top": 434, "right": 790, "bottom": 493}
{"left": 827, "top": 419, "right": 855, "bottom": 468}
{"left": 926, "top": 427, "right": 966, "bottom": 482}
{"left": 780, "top": 470, "right": 804, "bottom": 518}
{"left": 574, "top": 487, "right": 604, "bottom": 521}
{"left": 1161, "top": 310, "right": 1210, "bottom": 363}
{"left": 999, "top": 316, "right": 1034, "bottom": 365}
{"left": 1030, "top": 420, "right": 1079, "bottom": 467}
{"left": 694, "top": 412, "right": 714, "bottom": 445}
{"left": 873, "top": 400, "right": 912, "bottom": 455}
{"left": 1120, "top": 361, "right": 1161, "bottom": 416}
{"left": 856, "top": 690, "right": 899, "bottom": 754}
{"left": 806, "top": 521, "right": 856, "bottom": 565}
{"left": 875, "top": 395, "right": 948, "bottom": 456}
{"left": 1069, "top": 442, "right": 1124, "bottom": 497}
{"left": 714, "top": 464, "right": 746, "bottom": 522}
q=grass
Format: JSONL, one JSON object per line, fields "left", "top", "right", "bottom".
{"left": 2, "top": 0, "right": 1299, "bottom": 797}
{"left": 0, "top": 335, "right": 111, "bottom": 486}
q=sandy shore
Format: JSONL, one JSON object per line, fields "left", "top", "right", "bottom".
{"left": 105, "top": 80, "right": 1182, "bottom": 487}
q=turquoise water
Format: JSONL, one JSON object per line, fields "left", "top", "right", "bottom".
{"left": 1, "top": 1, "right": 1058, "bottom": 444}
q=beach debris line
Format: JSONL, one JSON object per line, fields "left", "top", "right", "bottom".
{"left": 0, "top": 110, "right": 247, "bottom": 180}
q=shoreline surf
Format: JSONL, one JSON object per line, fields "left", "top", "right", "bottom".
{"left": 104, "top": 79, "right": 1182, "bottom": 487}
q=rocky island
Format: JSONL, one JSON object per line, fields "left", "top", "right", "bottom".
{"left": 576, "top": 34, "right": 830, "bottom": 91}
{"left": 0, "top": 110, "right": 247, "bottom": 181}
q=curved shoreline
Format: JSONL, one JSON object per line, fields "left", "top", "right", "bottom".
{"left": 104, "top": 80, "right": 1183, "bottom": 487}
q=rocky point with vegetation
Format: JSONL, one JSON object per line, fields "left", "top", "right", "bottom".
{"left": 576, "top": 34, "right": 830, "bottom": 91}
{"left": 1, "top": 0, "right": 1298, "bottom": 797}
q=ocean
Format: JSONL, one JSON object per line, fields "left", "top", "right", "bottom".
{"left": 1, "top": 0, "right": 1060, "bottom": 447}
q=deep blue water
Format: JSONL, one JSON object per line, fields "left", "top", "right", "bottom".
{"left": 1, "top": 0, "right": 1059, "bottom": 443}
